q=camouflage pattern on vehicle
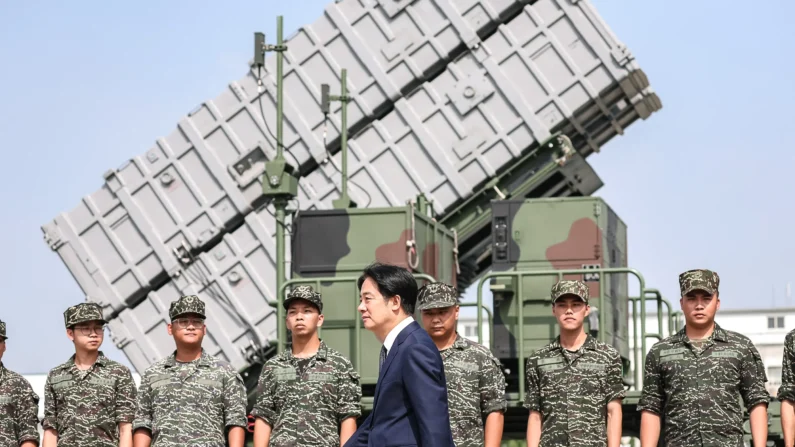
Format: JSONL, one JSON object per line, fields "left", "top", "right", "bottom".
{"left": 0, "top": 363, "right": 40, "bottom": 447}
{"left": 487, "top": 197, "right": 630, "bottom": 365}
{"left": 637, "top": 323, "right": 769, "bottom": 446}
{"left": 251, "top": 340, "right": 362, "bottom": 446}
{"left": 289, "top": 201, "right": 459, "bottom": 387}
{"left": 42, "top": 352, "right": 137, "bottom": 447}
{"left": 132, "top": 349, "right": 247, "bottom": 446}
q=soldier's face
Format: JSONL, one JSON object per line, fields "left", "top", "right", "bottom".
{"left": 358, "top": 277, "right": 402, "bottom": 336}
{"left": 286, "top": 300, "right": 323, "bottom": 337}
{"left": 0, "top": 338, "right": 5, "bottom": 362}
{"left": 680, "top": 290, "right": 719, "bottom": 327}
{"left": 67, "top": 321, "right": 105, "bottom": 351}
{"left": 420, "top": 305, "right": 458, "bottom": 339}
{"left": 168, "top": 313, "right": 206, "bottom": 346}
{"left": 552, "top": 296, "right": 589, "bottom": 331}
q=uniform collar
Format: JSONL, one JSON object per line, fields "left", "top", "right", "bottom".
{"left": 451, "top": 333, "right": 469, "bottom": 350}
{"left": 280, "top": 339, "right": 329, "bottom": 362}
{"left": 60, "top": 351, "right": 108, "bottom": 371}
{"left": 0, "top": 362, "right": 6, "bottom": 382}
{"left": 551, "top": 333, "right": 597, "bottom": 352}
{"left": 164, "top": 348, "right": 212, "bottom": 368}
{"left": 674, "top": 322, "right": 727, "bottom": 344}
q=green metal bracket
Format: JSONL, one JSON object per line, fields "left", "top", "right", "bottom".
{"left": 476, "top": 267, "right": 649, "bottom": 403}
{"left": 321, "top": 69, "right": 354, "bottom": 209}
{"left": 255, "top": 16, "right": 300, "bottom": 330}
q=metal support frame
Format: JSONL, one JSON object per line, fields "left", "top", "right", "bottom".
{"left": 476, "top": 267, "right": 654, "bottom": 402}
{"left": 321, "top": 69, "right": 354, "bottom": 209}
{"left": 255, "top": 16, "right": 300, "bottom": 355}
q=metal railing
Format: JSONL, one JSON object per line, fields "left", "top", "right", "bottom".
{"left": 476, "top": 267, "right": 651, "bottom": 402}
{"left": 276, "top": 273, "right": 495, "bottom": 375}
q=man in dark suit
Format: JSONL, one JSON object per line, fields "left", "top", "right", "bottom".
{"left": 344, "top": 262, "right": 455, "bottom": 447}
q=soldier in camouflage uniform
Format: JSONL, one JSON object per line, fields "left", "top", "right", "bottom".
{"left": 638, "top": 269, "right": 769, "bottom": 447}
{"left": 417, "top": 282, "right": 507, "bottom": 447}
{"left": 524, "top": 280, "right": 625, "bottom": 447}
{"left": 132, "top": 295, "right": 247, "bottom": 447}
{"left": 252, "top": 285, "right": 362, "bottom": 447}
{"left": 42, "top": 302, "right": 137, "bottom": 447}
{"left": 778, "top": 326, "right": 795, "bottom": 446}
{"left": 0, "top": 319, "right": 40, "bottom": 447}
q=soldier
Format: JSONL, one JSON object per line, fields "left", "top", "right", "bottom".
{"left": 42, "top": 302, "right": 137, "bottom": 447}
{"left": 524, "top": 280, "right": 625, "bottom": 447}
{"left": 779, "top": 325, "right": 795, "bottom": 445}
{"left": 251, "top": 285, "right": 362, "bottom": 447}
{"left": 638, "top": 269, "right": 769, "bottom": 447}
{"left": 416, "top": 282, "right": 507, "bottom": 447}
{"left": 132, "top": 295, "right": 247, "bottom": 447}
{"left": 0, "top": 319, "right": 40, "bottom": 447}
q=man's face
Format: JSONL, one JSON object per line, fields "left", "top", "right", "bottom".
{"left": 552, "top": 296, "right": 589, "bottom": 332}
{"left": 420, "top": 305, "right": 458, "bottom": 339}
{"left": 0, "top": 338, "right": 6, "bottom": 363}
{"left": 286, "top": 300, "right": 323, "bottom": 337}
{"left": 358, "top": 277, "right": 400, "bottom": 333}
{"left": 680, "top": 290, "right": 719, "bottom": 328}
{"left": 67, "top": 320, "right": 105, "bottom": 352}
{"left": 168, "top": 313, "right": 206, "bottom": 346}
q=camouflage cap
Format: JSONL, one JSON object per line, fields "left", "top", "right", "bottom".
{"left": 284, "top": 285, "right": 323, "bottom": 313}
{"left": 169, "top": 295, "right": 206, "bottom": 321}
{"left": 63, "top": 302, "right": 106, "bottom": 328}
{"left": 417, "top": 283, "right": 459, "bottom": 311}
{"left": 679, "top": 269, "right": 720, "bottom": 296}
{"left": 0, "top": 319, "right": 6, "bottom": 340}
{"left": 551, "top": 280, "right": 589, "bottom": 304}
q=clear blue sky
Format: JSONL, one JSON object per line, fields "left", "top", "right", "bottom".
{"left": 1, "top": 0, "right": 793, "bottom": 374}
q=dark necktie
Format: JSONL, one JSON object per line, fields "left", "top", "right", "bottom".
{"left": 379, "top": 345, "right": 387, "bottom": 372}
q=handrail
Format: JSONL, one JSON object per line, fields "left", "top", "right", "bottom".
{"left": 277, "top": 273, "right": 437, "bottom": 374}
{"left": 476, "top": 267, "right": 647, "bottom": 402}
{"left": 627, "top": 290, "right": 674, "bottom": 387}
{"left": 458, "top": 302, "right": 494, "bottom": 348}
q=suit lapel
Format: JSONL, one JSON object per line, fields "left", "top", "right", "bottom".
{"left": 371, "top": 320, "right": 419, "bottom": 416}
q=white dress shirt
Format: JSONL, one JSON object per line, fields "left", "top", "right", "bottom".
{"left": 382, "top": 316, "right": 414, "bottom": 355}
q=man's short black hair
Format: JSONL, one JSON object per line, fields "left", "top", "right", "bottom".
{"left": 357, "top": 262, "right": 417, "bottom": 315}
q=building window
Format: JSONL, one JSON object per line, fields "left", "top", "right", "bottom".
{"left": 769, "top": 316, "right": 785, "bottom": 329}
{"left": 465, "top": 325, "right": 474, "bottom": 337}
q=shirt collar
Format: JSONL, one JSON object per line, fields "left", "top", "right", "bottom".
{"left": 384, "top": 316, "right": 414, "bottom": 354}
{"left": 164, "top": 348, "right": 211, "bottom": 368}
{"left": 550, "top": 334, "right": 598, "bottom": 353}
{"left": 279, "top": 339, "right": 329, "bottom": 362}
{"left": 674, "top": 322, "right": 727, "bottom": 344}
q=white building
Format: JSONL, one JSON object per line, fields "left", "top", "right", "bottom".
{"left": 627, "top": 307, "right": 794, "bottom": 396}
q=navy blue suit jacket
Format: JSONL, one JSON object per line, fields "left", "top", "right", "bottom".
{"left": 345, "top": 320, "right": 455, "bottom": 447}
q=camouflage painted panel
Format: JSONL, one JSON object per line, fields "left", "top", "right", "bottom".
{"left": 638, "top": 325, "right": 769, "bottom": 446}
{"left": 524, "top": 335, "right": 625, "bottom": 447}
{"left": 778, "top": 328, "right": 795, "bottom": 402}
{"left": 42, "top": 353, "right": 136, "bottom": 447}
{"left": 441, "top": 336, "right": 507, "bottom": 447}
{"left": 251, "top": 341, "right": 362, "bottom": 447}
{"left": 132, "top": 349, "right": 247, "bottom": 447}
{"left": 0, "top": 365, "right": 40, "bottom": 447}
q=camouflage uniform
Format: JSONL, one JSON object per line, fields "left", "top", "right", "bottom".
{"left": 132, "top": 295, "right": 247, "bottom": 447}
{"left": 251, "top": 285, "right": 362, "bottom": 447}
{"left": 417, "top": 282, "right": 507, "bottom": 447}
{"left": 777, "top": 328, "right": 795, "bottom": 403}
{"left": 637, "top": 269, "right": 769, "bottom": 446}
{"left": 523, "top": 280, "right": 626, "bottom": 446}
{"left": 0, "top": 320, "right": 41, "bottom": 447}
{"left": 42, "top": 303, "right": 137, "bottom": 447}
